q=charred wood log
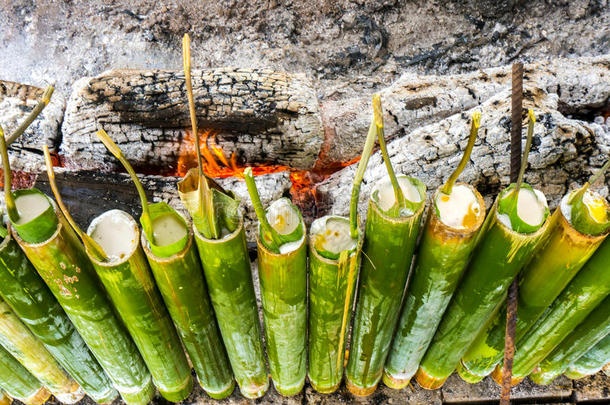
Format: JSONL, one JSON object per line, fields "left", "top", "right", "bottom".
{"left": 316, "top": 85, "right": 609, "bottom": 218}
{"left": 0, "top": 79, "right": 65, "bottom": 172}
{"left": 317, "top": 56, "right": 610, "bottom": 170}
{"left": 61, "top": 68, "right": 323, "bottom": 172}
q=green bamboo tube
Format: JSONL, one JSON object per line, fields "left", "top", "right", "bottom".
{"left": 0, "top": 389, "right": 10, "bottom": 405}
{"left": 254, "top": 199, "right": 307, "bottom": 396}
{"left": 491, "top": 264, "right": 610, "bottom": 385}
{"left": 345, "top": 176, "right": 426, "bottom": 396}
{"left": 383, "top": 183, "right": 486, "bottom": 390}
{"left": 0, "top": 231, "right": 117, "bottom": 403}
{"left": 459, "top": 194, "right": 609, "bottom": 383}
{"left": 0, "top": 345, "right": 50, "bottom": 405}
{"left": 0, "top": 299, "right": 83, "bottom": 403}
{"left": 94, "top": 128, "right": 234, "bottom": 399}
{"left": 12, "top": 219, "right": 155, "bottom": 405}
{"left": 308, "top": 215, "right": 361, "bottom": 393}
{"left": 530, "top": 295, "right": 610, "bottom": 385}
{"left": 87, "top": 209, "right": 193, "bottom": 402}
{"left": 142, "top": 224, "right": 235, "bottom": 399}
{"left": 193, "top": 219, "right": 269, "bottom": 399}
{"left": 416, "top": 184, "right": 551, "bottom": 388}
{"left": 177, "top": 35, "right": 267, "bottom": 400}
{"left": 564, "top": 334, "right": 610, "bottom": 379}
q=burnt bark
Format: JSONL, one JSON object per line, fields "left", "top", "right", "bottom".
{"left": 0, "top": 79, "right": 65, "bottom": 172}
{"left": 61, "top": 68, "right": 323, "bottom": 172}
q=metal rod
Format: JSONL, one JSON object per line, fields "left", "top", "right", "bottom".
{"left": 501, "top": 61, "right": 523, "bottom": 404}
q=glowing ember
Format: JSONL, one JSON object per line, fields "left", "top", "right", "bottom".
{"left": 174, "top": 129, "right": 359, "bottom": 217}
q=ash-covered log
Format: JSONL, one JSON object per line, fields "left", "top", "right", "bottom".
{"left": 0, "top": 80, "right": 65, "bottom": 172}
{"left": 60, "top": 68, "right": 323, "bottom": 172}
{"left": 316, "top": 84, "right": 609, "bottom": 219}
{"left": 317, "top": 56, "right": 610, "bottom": 170}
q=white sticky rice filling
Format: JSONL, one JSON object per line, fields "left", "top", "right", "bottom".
{"left": 264, "top": 198, "right": 304, "bottom": 254}
{"left": 497, "top": 187, "right": 548, "bottom": 230}
{"left": 151, "top": 213, "right": 187, "bottom": 246}
{"left": 435, "top": 184, "right": 481, "bottom": 229}
{"left": 373, "top": 176, "right": 422, "bottom": 213}
{"left": 88, "top": 210, "right": 138, "bottom": 262}
{"left": 310, "top": 216, "right": 356, "bottom": 255}
{"left": 14, "top": 193, "right": 50, "bottom": 225}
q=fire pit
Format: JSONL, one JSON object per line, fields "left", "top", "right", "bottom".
{"left": 0, "top": 1, "right": 609, "bottom": 403}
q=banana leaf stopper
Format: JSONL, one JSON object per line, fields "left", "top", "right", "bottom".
{"left": 96, "top": 130, "right": 189, "bottom": 257}
{"left": 0, "top": 128, "right": 57, "bottom": 244}
{"left": 565, "top": 159, "right": 610, "bottom": 236}
{"left": 497, "top": 110, "right": 550, "bottom": 233}
{"left": 244, "top": 167, "right": 303, "bottom": 253}
{"left": 178, "top": 34, "right": 240, "bottom": 240}
{"left": 370, "top": 94, "right": 427, "bottom": 217}
{"left": 177, "top": 169, "right": 240, "bottom": 239}
{"left": 371, "top": 176, "right": 426, "bottom": 217}
{"left": 433, "top": 111, "right": 482, "bottom": 229}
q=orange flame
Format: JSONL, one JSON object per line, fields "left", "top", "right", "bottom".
{"left": 176, "top": 129, "right": 293, "bottom": 179}
{"left": 175, "top": 129, "right": 361, "bottom": 215}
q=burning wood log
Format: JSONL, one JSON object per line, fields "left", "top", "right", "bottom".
{"left": 317, "top": 55, "right": 610, "bottom": 170}
{"left": 60, "top": 68, "right": 324, "bottom": 172}
{"left": 0, "top": 80, "right": 64, "bottom": 172}
{"left": 316, "top": 84, "right": 610, "bottom": 219}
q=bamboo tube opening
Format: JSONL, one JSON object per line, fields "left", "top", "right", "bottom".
{"left": 9, "top": 200, "right": 63, "bottom": 247}
{"left": 310, "top": 216, "right": 357, "bottom": 260}
{"left": 497, "top": 186, "right": 549, "bottom": 232}
{"left": 141, "top": 214, "right": 194, "bottom": 262}
{"left": 256, "top": 222, "right": 306, "bottom": 258}
{"left": 194, "top": 215, "right": 244, "bottom": 244}
{"left": 372, "top": 175, "right": 424, "bottom": 215}
{"left": 263, "top": 198, "right": 305, "bottom": 254}
{"left": 434, "top": 184, "right": 483, "bottom": 230}
{"left": 87, "top": 210, "right": 139, "bottom": 265}
{"left": 150, "top": 212, "right": 188, "bottom": 248}
{"left": 430, "top": 183, "right": 486, "bottom": 238}
{"left": 561, "top": 189, "right": 610, "bottom": 234}
{"left": 13, "top": 193, "right": 51, "bottom": 225}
